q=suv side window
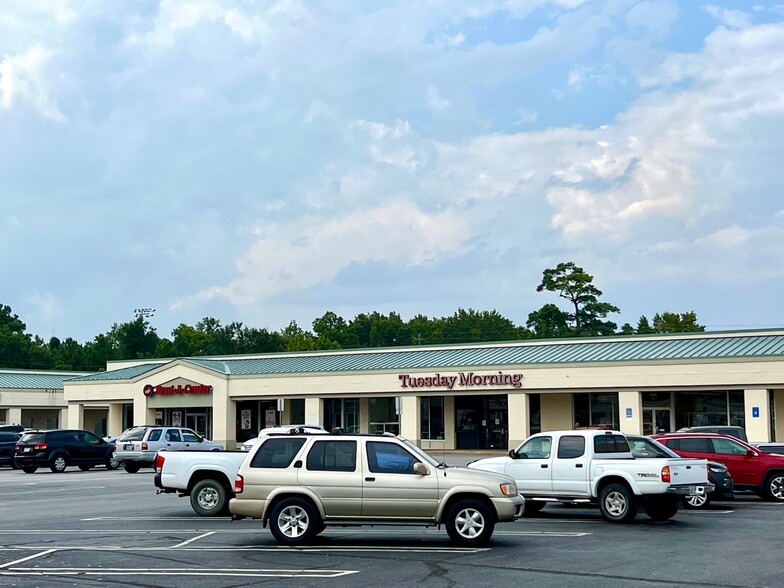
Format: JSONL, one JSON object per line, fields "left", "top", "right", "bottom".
{"left": 77, "top": 432, "right": 102, "bottom": 445}
{"left": 557, "top": 436, "right": 586, "bottom": 459}
{"left": 517, "top": 436, "right": 552, "bottom": 459}
{"left": 250, "top": 438, "right": 306, "bottom": 468}
{"left": 165, "top": 429, "right": 182, "bottom": 442}
{"left": 148, "top": 429, "right": 162, "bottom": 442}
{"left": 182, "top": 430, "right": 201, "bottom": 443}
{"left": 367, "top": 441, "right": 418, "bottom": 474}
{"left": 712, "top": 438, "right": 748, "bottom": 455}
{"left": 307, "top": 440, "right": 357, "bottom": 472}
{"left": 669, "top": 437, "right": 713, "bottom": 453}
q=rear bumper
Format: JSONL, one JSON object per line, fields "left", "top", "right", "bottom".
{"left": 114, "top": 449, "right": 156, "bottom": 464}
{"left": 491, "top": 494, "right": 525, "bottom": 521}
{"left": 666, "top": 483, "right": 715, "bottom": 497}
{"left": 229, "top": 497, "right": 267, "bottom": 519}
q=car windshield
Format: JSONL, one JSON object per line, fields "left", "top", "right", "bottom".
{"left": 628, "top": 436, "right": 679, "bottom": 459}
{"left": 399, "top": 437, "right": 441, "bottom": 467}
{"left": 118, "top": 427, "right": 147, "bottom": 441}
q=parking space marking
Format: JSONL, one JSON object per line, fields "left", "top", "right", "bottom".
{"left": 172, "top": 532, "right": 215, "bottom": 548}
{"left": 4, "top": 545, "right": 490, "bottom": 554}
{"left": 0, "top": 550, "right": 57, "bottom": 568}
{"left": 0, "top": 567, "right": 358, "bottom": 578}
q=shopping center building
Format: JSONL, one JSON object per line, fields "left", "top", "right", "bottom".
{"left": 48, "top": 328, "right": 784, "bottom": 450}
{"left": 0, "top": 369, "right": 89, "bottom": 431}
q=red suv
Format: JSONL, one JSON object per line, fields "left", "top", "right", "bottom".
{"left": 653, "top": 433, "right": 784, "bottom": 501}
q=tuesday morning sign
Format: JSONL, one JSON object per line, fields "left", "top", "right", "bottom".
{"left": 398, "top": 371, "right": 523, "bottom": 390}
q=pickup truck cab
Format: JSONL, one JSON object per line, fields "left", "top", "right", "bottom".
{"left": 468, "top": 430, "right": 712, "bottom": 523}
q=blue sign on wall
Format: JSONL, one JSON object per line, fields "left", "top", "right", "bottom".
{"left": 625, "top": 408, "right": 633, "bottom": 419}
{"left": 752, "top": 406, "right": 760, "bottom": 418}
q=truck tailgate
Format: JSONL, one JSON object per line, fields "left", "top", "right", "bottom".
{"left": 668, "top": 459, "right": 709, "bottom": 485}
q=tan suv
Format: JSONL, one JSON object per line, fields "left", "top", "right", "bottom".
{"left": 229, "top": 432, "right": 523, "bottom": 546}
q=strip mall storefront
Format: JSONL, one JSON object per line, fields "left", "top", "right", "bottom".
{"left": 63, "top": 330, "right": 784, "bottom": 449}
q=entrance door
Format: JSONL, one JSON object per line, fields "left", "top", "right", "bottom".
{"left": 185, "top": 414, "right": 208, "bottom": 438}
{"left": 643, "top": 409, "right": 672, "bottom": 435}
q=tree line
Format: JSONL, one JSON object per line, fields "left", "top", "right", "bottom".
{"left": 0, "top": 262, "right": 704, "bottom": 372}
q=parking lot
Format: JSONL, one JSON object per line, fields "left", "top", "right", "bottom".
{"left": 0, "top": 464, "right": 782, "bottom": 587}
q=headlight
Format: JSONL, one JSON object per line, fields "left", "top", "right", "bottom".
{"left": 709, "top": 465, "right": 726, "bottom": 473}
{"left": 500, "top": 483, "right": 518, "bottom": 496}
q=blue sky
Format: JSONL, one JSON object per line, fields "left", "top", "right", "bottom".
{"left": 1, "top": 0, "right": 784, "bottom": 343}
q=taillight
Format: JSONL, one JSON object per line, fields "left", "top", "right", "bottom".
{"left": 154, "top": 453, "right": 165, "bottom": 472}
{"left": 141, "top": 442, "right": 148, "bottom": 451}
{"left": 14, "top": 445, "right": 20, "bottom": 451}
{"left": 234, "top": 474, "right": 244, "bottom": 494}
{"left": 34, "top": 443, "right": 48, "bottom": 451}
{"left": 661, "top": 466, "right": 671, "bottom": 483}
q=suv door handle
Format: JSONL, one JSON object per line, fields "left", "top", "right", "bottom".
{"left": 540, "top": 464, "right": 548, "bottom": 469}
{"left": 576, "top": 464, "right": 583, "bottom": 468}
{"left": 365, "top": 477, "right": 375, "bottom": 482}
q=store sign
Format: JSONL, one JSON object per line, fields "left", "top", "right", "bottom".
{"left": 398, "top": 371, "right": 523, "bottom": 390}
{"left": 143, "top": 383, "right": 213, "bottom": 397}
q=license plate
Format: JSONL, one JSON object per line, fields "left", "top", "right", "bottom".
{"left": 23, "top": 447, "right": 31, "bottom": 453}
{"left": 124, "top": 444, "right": 134, "bottom": 450}
{"left": 689, "top": 485, "right": 705, "bottom": 496}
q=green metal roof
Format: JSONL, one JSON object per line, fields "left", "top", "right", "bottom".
{"left": 0, "top": 370, "right": 89, "bottom": 390}
{"left": 65, "top": 332, "right": 784, "bottom": 383}
{"left": 66, "top": 363, "right": 165, "bottom": 383}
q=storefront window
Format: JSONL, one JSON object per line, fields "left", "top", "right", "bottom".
{"left": 420, "top": 397, "right": 444, "bottom": 440}
{"left": 573, "top": 393, "right": 619, "bottom": 429}
{"left": 369, "top": 397, "right": 398, "bottom": 435}
{"left": 529, "top": 394, "right": 541, "bottom": 434}
{"left": 289, "top": 399, "right": 305, "bottom": 424}
{"left": 324, "top": 398, "right": 361, "bottom": 433}
{"left": 674, "top": 390, "right": 745, "bottom": 429}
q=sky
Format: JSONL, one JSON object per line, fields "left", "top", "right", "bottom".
{"left": 1, "top": 0, "right": 784, "bottom": 344}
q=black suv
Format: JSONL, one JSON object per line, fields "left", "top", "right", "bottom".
{"left": 14, "top": 429, "right": 116, "bottom": 473}
{"left": 0, "top": 432, "right": 21, "bottom": 468}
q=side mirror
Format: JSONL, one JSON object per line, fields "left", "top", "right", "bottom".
{"left": 508, "top": 449, "right": 518, "bottom": 459}
{"left": 413, "top": 462, "right": 429, "bottom": 476}
{"left": 746, "top": 449, "right": 757, "bottom": 457}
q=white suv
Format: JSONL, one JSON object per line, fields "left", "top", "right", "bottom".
{"left": 115, "top": 426, "right": 223, "bottom": 473}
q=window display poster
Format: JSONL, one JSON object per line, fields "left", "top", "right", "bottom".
{"left": 241, "top": 409, "right": 252, "bottom": 430}
{"left": 172, "top": 410, "right": 182, "bottom": 427}
{"left": 265, "top": 409, "right": 276, "bottom": 428}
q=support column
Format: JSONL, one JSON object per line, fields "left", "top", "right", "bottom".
{"left": 774, "top": 390, "right": 784, "bottom": 443}
{"left": 133, "top": 395, "right": 154, "bottom": 428}
{"left": 618, "top": 391, "right": 643, "bottom": 435}
{"left": 507, "top": 392, "right": 529, "bottom": 450}
{"left": 107, "top": 404, "right": 123, "bottom": 436}
{"left": 212, "top": 387, "right": 236, "bottom": 449}
{"left": 58, "top": 408, "right": 68, "bottom": 429}
{"left": 399, "top": 396, "right": 419, "bottom": 444}
{"left": 305, "top": 397, "right": 323, "bottom": 427}
{"left": 359, "top": 397, "right": 370, "bottom": 434}
{"left": 443, "top": 397, "right": 455, "bottom": 450}
{"left": 8, "top": 408, "right": 22, "bottom": 426}
{"left": 67, "top": 404, "right": 84, "bottom": 429}
{"left": 745, "top": 389, "right": 771, "bottom": 444}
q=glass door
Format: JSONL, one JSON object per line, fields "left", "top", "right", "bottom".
{"left": 185, "top": 413, "right": 209, "bottom": 438}
{"left": 643, "top": 408, "right": 672, "bottom": 434}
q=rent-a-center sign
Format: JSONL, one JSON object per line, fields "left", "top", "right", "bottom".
{"left": 398, "top": 371, "right": 523, "bottom": 390}
{"left": 143, "top": 383, "right": 213, "bottom": 397}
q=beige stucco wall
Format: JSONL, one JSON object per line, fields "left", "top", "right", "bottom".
{"left": 507, "top": 392, "right": 529, "bottom": 449}
{"left": 540, "top": 393, "right": 573, "bottom": 430}
{"left": 744, "top": 388, "right": 771, "bottom": 444}
{"left": 618, "top": 390, "right": 643, "bottom": 435}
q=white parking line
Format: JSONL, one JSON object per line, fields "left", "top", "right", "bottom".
{"left": 0, "top": 567, "right": 358, "bottom": 578}
{"left": 4, "top": 545, "right": 489, "bottom": 554}
{"left": 0, "top": 550, "right": 57, "bottom": 569}
{"left": 172, "top": 532, "right": 215, "bottom": 548}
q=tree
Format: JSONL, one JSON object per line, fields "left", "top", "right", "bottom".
{"left": 442, "top": 308, "right": 529, "bottom": 343}
{"left": 526, "top": 304, "right": 571, "bottom": 338}
{"left": 312, "top": 311, "right": 357, "bottom": 348}
{"left": 535, "top": 262, "right": 620, "bottom": 336}
{"left": 651, "top": 311, "right": 704, "bottom": 333}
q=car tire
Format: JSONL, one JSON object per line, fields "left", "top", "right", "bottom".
{"left": 269, "top": 497, "right": 320, "bottom": 546}
{"left": 522, "top": 501, "right": 546, "bottom": 516}
{"left": 684, "top": 493, "right": 711, "bottom": 509}
{"left": 106, "top": 455, "right": 119, "bottom": 470}
{"left": 764, "top": 472, "right": 784, "bottom": 501}
{"left": 445, "top": 499, "right": 495, "bottom": 546}
{"left": 124, "top": 462, "right": 141, "bottom": 474}
{"left": 599, "top": 483, "right": 637, "bottom": 523}
{"left": 21, "top": 465, "right": 37, "bottom": 474}
{"left": 49, "top": 454, "right": 68, "bottom": 473}
{"left": 190, "top": 479, "right": 229, "bottom": 517}
{"left": 78, "top": 465, "right": 93, "bottom": 471}
{"left": 645, "top": 497, "right": 679, "bottom": 521}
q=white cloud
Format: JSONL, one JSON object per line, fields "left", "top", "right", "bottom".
{"left": 0, "top": 44, "right": 67, "bottom": 122}
{"left": 426, "top": 85, "right": 450, "bottom": 111}
{"left": 703, "top": 5, "right": 752, "bottom": 29}
{"left": 178, "top": 201, "right": 473, "bottom": 308}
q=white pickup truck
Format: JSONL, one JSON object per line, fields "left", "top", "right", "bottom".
{"left": 467, "top": 430, "right": 713, "bottom": 523}
{"left": 154, "top": 450, "right": 247, "bottom": 516}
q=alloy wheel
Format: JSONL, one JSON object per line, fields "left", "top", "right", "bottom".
{"left": 604, "top": 491, "right": 628, "bottom": 517}
{"left": 278, "top": 505, "right": 310, "bottom": 538}
{"left": 197, "top": 487, "right": 219, "bottom": 510}
{"left": 454, "top": 507, "right": 486, "bottom": 539}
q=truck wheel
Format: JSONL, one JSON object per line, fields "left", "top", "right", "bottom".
{"left": 764, "top": 472, "right": 784, "bottom": 501}
{"left": 684, "top": 493, "right": 710, "bottom": 509}
{"left": 599, "top": 483, "right": 637, "bottom": 523}
{"left": 522, "top": 501, "right": 546, "bottom": 516}
{"left": 645, "top": 497, "right": 679, "bottom": 521}
{"left": 49, "top": 454, "right": 68, "bottom": 473}
{"left": 269, "top": 497, "right": 320, "bottom": 545}
{"left": 124, "top": 462, "right": 141, "bottom": 474}
{"left": 190, "top": 479, "right": 229, "bottom": 516}
{"left": 445, "top": 499, "right": 495, "bottom": 546}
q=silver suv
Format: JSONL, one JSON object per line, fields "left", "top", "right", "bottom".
{"left": 115, "top": 426, "right": 223, "bottom": 473}
{"left": 229, "top": 432, "right": 523, "bottom": 546}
